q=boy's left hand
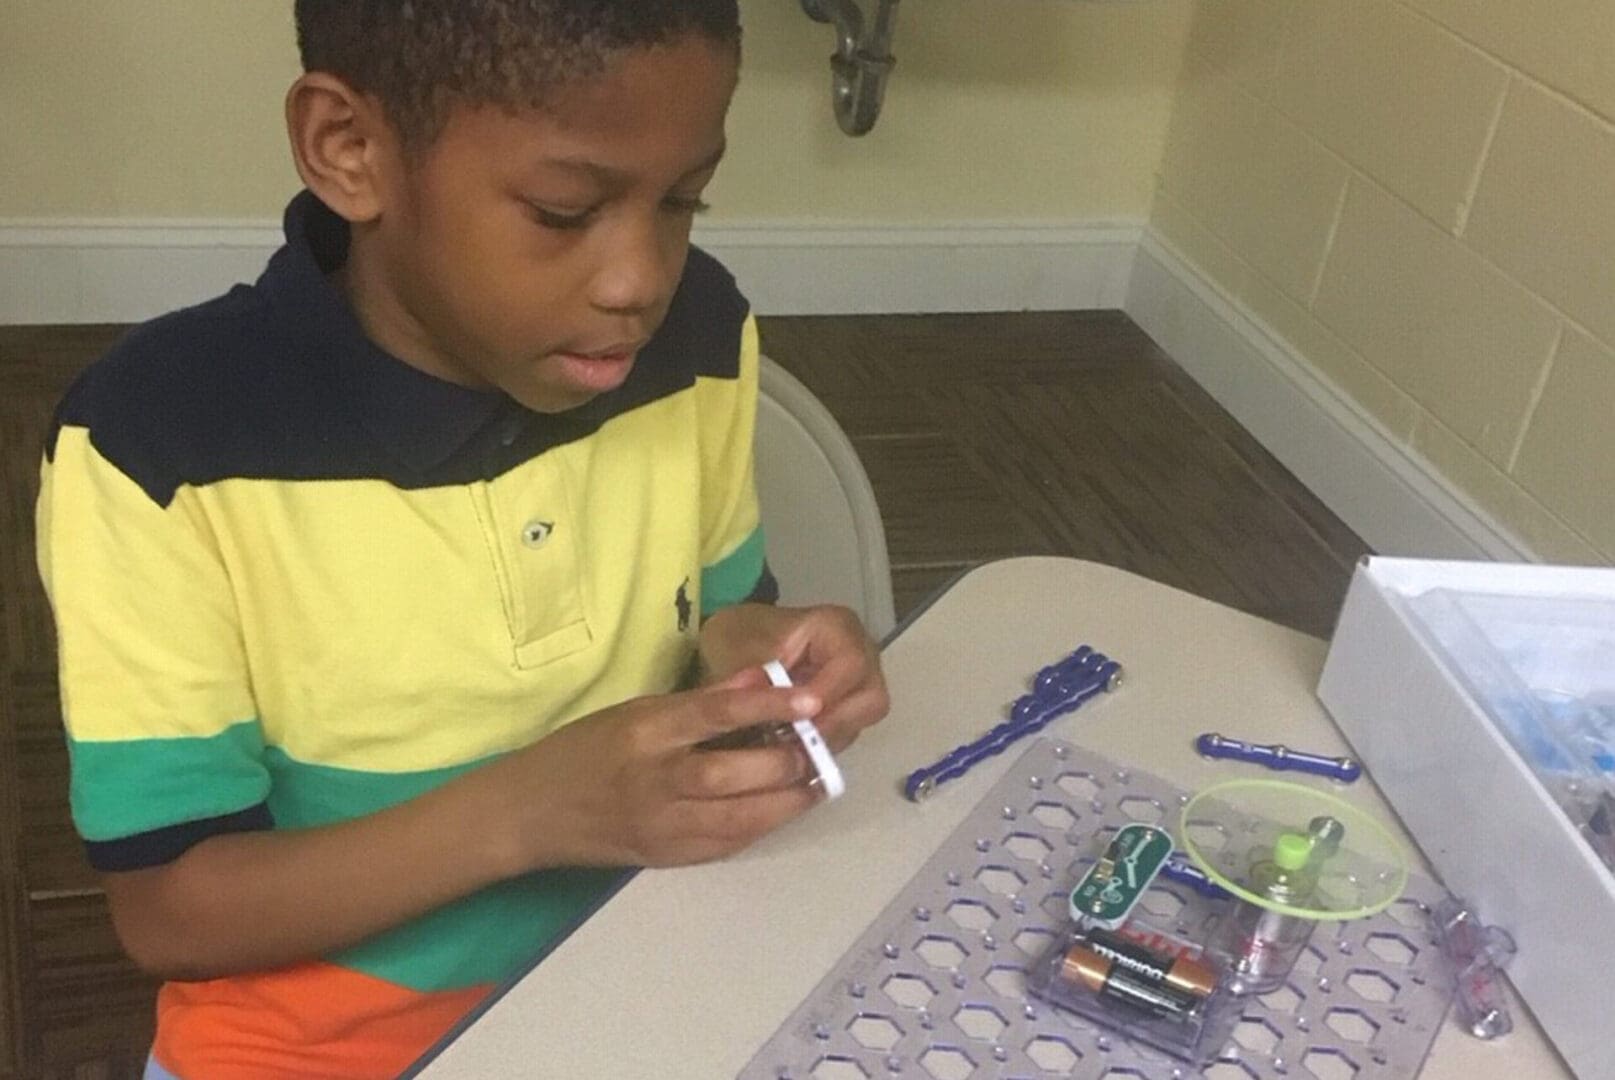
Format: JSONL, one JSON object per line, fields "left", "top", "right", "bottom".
{"left": 698, "top": 603, "right": 889, "bottom": 753}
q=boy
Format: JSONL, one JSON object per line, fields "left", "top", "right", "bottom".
{"left": 35, "top": 3, "right": 889, "bottom": 1077}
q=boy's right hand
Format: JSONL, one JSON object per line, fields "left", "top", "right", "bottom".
{"left": 486, "top": 668, "right": 827, "bottom": 873}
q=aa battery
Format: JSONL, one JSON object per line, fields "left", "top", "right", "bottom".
{"left": 1076, "top": 928, "right": 1219, "bottom": 999}
{"left": 1060, "top": 943, "right": 1202, "bottom": 1022}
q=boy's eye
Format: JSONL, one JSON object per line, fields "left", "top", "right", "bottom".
{"left": 524, "top": 202, "right": 596, "bottom": 231}
{"left": 521, "top": 195, "right": 710, "bottom": 229}
{"left": 663, "top": 195, "right": 712, "bottom": 216}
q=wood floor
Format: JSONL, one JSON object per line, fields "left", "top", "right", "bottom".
{"left": 759, "top": 313, "right": 1366, "bottom": 635}
{"left": 0, "top": 312, "right": 1366, "bottom": 1079}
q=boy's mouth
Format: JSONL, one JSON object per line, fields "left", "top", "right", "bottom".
{"left": 551, "top": 343, "right": 644, "bottom": 393}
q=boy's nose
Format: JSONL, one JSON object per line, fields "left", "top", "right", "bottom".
{"left": 588, "top": 217, "right": 679, "bottom": 316}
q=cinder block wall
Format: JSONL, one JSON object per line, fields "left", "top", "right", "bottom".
{"left": 1151, "top": 0, "right": 1615, "bottom": 563}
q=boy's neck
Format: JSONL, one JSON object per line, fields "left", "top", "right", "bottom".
{"left": 330, "top": 224, "right": 489, "bottom": 393}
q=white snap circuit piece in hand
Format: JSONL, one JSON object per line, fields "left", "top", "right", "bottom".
{"left": 762, "top": 659, "right": 845, "bottom": 801}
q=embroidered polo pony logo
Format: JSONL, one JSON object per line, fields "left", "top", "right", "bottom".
{"left": 675, "top": 578, "right": 693, "bottom": 633}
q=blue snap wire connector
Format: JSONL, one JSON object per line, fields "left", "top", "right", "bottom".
{"left": 1195, "top": 732, "right": 1362, "bottom": 783}
{"left": 903, "top": 646, "right": 1123, "bottom": 801}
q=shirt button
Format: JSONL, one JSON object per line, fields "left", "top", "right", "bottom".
{"left": 498, "top": 420, "right": 520, "bottom": 447}
{"left": 521, "top": 520, "right": 553, "bottom": 549}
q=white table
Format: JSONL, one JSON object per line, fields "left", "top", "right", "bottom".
{"left": 409, "top": 558, "right": 1572, "bottom": 1079}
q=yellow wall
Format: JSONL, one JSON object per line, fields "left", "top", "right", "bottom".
{"left": 1152, "top": 0, "right": 1615, "bottom": 563}
{"left": 0, "top": 0, "right": 1193, "bottom": 222}
{"left": 1, "top": 4, "right": 299, "bottom": 218}
{"left": 28, "top": 3, "right": 1605, "bottom": 563}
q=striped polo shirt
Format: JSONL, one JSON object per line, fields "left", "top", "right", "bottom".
{"left": 36, "top": 191, "right": 775, "bottom": 1079}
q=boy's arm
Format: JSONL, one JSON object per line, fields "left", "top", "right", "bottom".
{"left": 104, "top": 674, "right": 823, "bottom": 980}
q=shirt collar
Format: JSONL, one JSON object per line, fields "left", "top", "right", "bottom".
{"left": 257, "top": 190, "right": 511, "bottom": 475}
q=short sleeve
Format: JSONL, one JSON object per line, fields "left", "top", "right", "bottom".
{"left": 37, "top": 423, "right": 270, "bottom": 870}
{"left": 695, "top": 313, "right": 777, "bottom": 617}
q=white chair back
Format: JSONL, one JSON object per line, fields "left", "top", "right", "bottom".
{"left": 754, "top": 355, "right": 896, "bottom": 640}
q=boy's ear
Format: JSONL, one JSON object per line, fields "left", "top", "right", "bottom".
{"left": 284, "top": 72, "right": 394, "bottom": 223}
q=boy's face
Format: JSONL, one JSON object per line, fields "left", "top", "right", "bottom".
{"left": 355, "top": 35, "right": 739, "bottom": 413}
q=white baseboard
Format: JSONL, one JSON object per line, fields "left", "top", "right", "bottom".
{"left": 0, "top": 221, "right": 283, "bottom": 326}
{"left": 707, "top": 223, "right": 1139, "bottom": 316}
{"left": 0, "top": 218, "right": 1141, "bottom": 324}
{"left": 1124, "top": 234, "right": 1535, "bottom": 562}
{"left": 0, "top": 213, "right": 1537, "bottom": 563}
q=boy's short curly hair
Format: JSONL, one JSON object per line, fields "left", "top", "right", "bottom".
{"left": 294, "top": 0, "right": 742, "bottom": 152}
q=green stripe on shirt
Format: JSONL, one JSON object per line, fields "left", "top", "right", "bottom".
{"left": 333, "top": 863, "right": 622, "bottom": 992}
{"left": 68, "top": 720, "right": 269, "bottom": 841}
{"left": 264, "top": 747, "right": 619, "bottom": 992}
{"left": 75, "top": 737, "right": 619, "bottom": 992}
{"left": 700, "top": 526, "right": 766, "bottom": 617}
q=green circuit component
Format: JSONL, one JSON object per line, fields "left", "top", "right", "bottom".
{"left": 1068, "top": 823, "right": 1175, "bottom": 929}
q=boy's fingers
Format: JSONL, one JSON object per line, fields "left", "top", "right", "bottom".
{"left": 673, "top": 743, "right": 810, "bottom": 799}
{"left": 782, "top": 605, "right": 872, "bottom": 669}
{"left": 665, "top": 684, "right": 819, "bottom": 748}
{"left": 798, "top": 653, "right": 884, "bottom": 724}
{"left": 797, "top": 643, "right": 876, "bottom": 705}
{"left": 688, "top": 784, "right": 821, "bottom": 847}
{"left": 814, "top": 683, "right": 891, "bottom": 753}
{"left": 708, "top": 665, "right": 772, "bottom": 691}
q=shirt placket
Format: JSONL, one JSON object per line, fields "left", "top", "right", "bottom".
{"left": 480, "top": 448, "right": 593, "bottom": 669}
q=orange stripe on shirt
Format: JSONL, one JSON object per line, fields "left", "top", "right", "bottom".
{"left": 151, "top": 961, "right": 490, "bottom": 1080}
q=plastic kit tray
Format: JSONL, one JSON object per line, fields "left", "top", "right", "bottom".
{"left": 1407, "top": 588, "right": 1615, "bottom": 871}
{"left": 739, "top": 740, "right": 1453, "bottom": 1080}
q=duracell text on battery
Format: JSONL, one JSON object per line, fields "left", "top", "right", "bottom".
{"left": 1059, "top": 944, "right": 1202, "bottom": 1023}
{"left": 1077, "top": 928, "right": 1218, "bottom": 1000}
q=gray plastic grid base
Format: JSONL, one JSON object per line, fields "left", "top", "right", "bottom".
{"left": 740, "top": 740, "right": 1454, "bottom": 1080}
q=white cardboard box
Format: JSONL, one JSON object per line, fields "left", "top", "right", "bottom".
{"left": 1318, "top": 557, "right": 1615, "bottom": 1080}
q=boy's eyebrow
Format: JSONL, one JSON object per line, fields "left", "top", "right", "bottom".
{"left": 540, "top": 142, "right": 727, "bottom": 185}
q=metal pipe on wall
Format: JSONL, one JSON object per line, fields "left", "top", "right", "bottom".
{"left": 800, "top": 0, "right": 901, "bottom": 136}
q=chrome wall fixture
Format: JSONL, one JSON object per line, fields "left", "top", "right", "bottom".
{"left": 799, "top": 0, "right": 901, "bottom": 136}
